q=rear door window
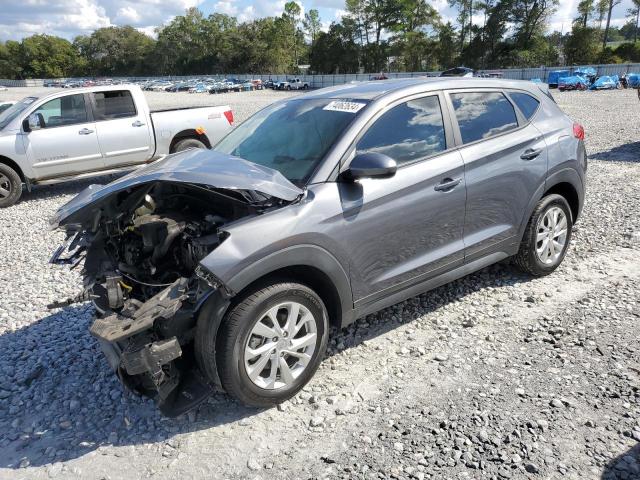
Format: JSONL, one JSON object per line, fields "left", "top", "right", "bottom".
{"left": 92, "top": 90, "right": 137, "bottom": 120}
{"left": 450, "top": 92, "right": 518, "bottom": 144}
{"left": 356, "top": 95, "right": 447, "bottom": 166}
{"left": 509, "top": 92, "right": 540, "bottom": 120}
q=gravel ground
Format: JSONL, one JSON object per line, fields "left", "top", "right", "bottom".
{"left": 0, "top": 88, "right": 638, "bottom": 480}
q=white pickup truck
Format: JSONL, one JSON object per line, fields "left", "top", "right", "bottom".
{"left": 277, "top": 78, "right": 310, "bottom": 90}
{"left": 0, "top": 85, "right": 234, "bottom": 207}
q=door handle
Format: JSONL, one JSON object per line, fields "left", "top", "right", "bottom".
{"left": 78, "top": 128, "right": 94, "bottom": 135}
{"left": 132, "top": 120, "right": 146, "bottom": 127}
{"left": 520, "top": 148, "right": 542, "bottom": 160}
{"left": 434, "top": 177, "right": 462, "bottom": 192}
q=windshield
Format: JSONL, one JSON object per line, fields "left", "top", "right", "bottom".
{"left": 0, "top": 96, "right": 38, "bottom": 130}
{"left": 214, "top": 98, "right": 368, "bottom": 186}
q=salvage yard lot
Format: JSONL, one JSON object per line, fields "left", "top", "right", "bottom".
{"left": 0, "top": 87, "right": 638, "bottom": 480}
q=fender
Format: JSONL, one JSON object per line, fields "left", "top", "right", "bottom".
{"left": 224, "top": 244, "right": 355, "bottom": 328}
{"left": 517, "top": 167, "right": 584, "bottom": 242}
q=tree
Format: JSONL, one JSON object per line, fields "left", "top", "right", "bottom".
{"left": 74, "top": 26, "right": 155, "bottom": 76}
{"left": 507, "top": 0, "right": 559, "bottom": 50}
{"left": 20, "top": 35, "right": 80, "bottom": 78}
{"left": 303, "top": 9, "right": 322, "bottom": 43}
{"left": 576, "top": 0, "right": 595, "bottom": 28}
{"left": 283, "top": 1, "right": 302, "bottom": 68}
{"left": 627, "top": 0, "right": 640, "bottom": 42}
{"left": 565, "top": 25, "right": 601, "bottom": 63}
{"left": 602, "top": 0, "right": 622, "bottom": 48}
{"left": 310, "top": 22, "right": 360, "bottom": 73}
{"left": 436, "top": 22, "right": 458, "bottom": 68}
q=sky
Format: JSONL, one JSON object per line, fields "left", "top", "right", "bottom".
{"left": 0, "top": 0, "right": 635, "bottom": 42}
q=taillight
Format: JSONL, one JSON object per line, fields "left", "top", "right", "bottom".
{"left": 224, "top": 110, "right": 234, "bottom": 125}
{"left": 573, "top": 123, "right": 584, "bottom": 141}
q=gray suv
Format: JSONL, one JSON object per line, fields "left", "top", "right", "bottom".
{"left": 51, "top": 78, "right": 586, "bottom": 415}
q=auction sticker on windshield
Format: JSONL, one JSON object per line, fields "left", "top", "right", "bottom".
{"left": 323, "top": 101, "right": 366, "bottom": 113}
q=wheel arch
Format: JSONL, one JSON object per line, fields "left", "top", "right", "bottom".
{"left": 169, "top": 129, "right": 212, "bottom": 153}
{"left": 542, "top": 181, "right": 581, "bottom": 223}
{"left": 0, "top": 155, "right": 26, "bottom": 182}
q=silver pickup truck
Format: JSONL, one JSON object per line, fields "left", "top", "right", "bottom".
{"left": 0, "top": 85, "right": 234, "bottom": 207}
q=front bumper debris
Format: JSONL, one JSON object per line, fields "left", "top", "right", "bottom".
{"left": 89, "top": 277, "right": 213, "bottom": 416}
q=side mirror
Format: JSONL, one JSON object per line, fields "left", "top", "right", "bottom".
{"left": 23, "top": 113, "right": 43, "bottom": 132}
{"left": 342, "top": 152, "right": 397, "bottom": 181}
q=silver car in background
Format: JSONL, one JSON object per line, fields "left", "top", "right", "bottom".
{"left": 51, "top": 78, "right": 586, "bottom": 415}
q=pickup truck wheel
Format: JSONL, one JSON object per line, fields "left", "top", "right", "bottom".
{"left": 211, "top": 282, "right": 328, "bottom": 407}
{"left": 0, "top": 164, "right": 22, "bottom": 208}
{"left": 515, "top": 194, "right": 572, "bottom": 276}
{"left": 172, "top": 138, "right": 206, "bottom": 153}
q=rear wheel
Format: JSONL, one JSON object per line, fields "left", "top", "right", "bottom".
{"left": 172, "top": 138, "right": 206, "bottom": 153}
{"left": 515, "top": 194, "right": 572, "bottom": 276}
{"left": 0, "top": 164, "right": 22, "bottom": 208}
{"left": 205, "top": 282, "right": 328, "bottom": 407}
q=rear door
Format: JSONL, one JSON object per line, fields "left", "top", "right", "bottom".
{"left": 23, "top": 93, "right": 103, "bottom": 180}
{"left": 445, "top": 89, "right": 547, "bottom": 261}
{"left": 90, "top": 90, "right": 153, "bottom": 167}
{"left": 336, "top": 93, "right": 467, "bottom": 304}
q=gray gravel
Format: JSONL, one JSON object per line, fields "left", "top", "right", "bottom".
{"left": 0, "top": 87, "right": 638, "bottom": 480}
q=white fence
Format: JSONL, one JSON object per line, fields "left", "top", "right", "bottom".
{"left": 2, "top": 63, "right": 639, "bottom": 89}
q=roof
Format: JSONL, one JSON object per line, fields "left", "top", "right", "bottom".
{"left": 301, "top": 77, "right": 544, "bottom": 101}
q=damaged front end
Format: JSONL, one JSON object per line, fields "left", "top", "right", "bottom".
{"left": 48, "top": 151, "right": 302, "bottom": 416}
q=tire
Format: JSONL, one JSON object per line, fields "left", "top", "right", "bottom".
{"left": 201, "top": 282, "right": 329, "bottom": 407}
{"left": 172, "top": 138, "right": 206, "bottom": 153}
{"left": 0, "top": 163, "right": 23, "bottom": 208}
{"left": 514, "top": 194, "right": 573, "bottom": 276}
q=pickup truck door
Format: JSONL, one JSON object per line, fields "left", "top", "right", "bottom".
{"left": 23, "top": 93, "right": 103, "bottom": 180}
{"left": 90, "top": 90, "right": 154, "bottom": 167}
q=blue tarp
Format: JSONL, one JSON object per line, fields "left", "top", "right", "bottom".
{"left": 530, "top": 78, "right": 543, "bottom": 83}
{"left": 548, "top": 70, "right": 571, "bottom": 85}
{"left": 574, "top": 67, "right": 596, "bottom": 77}
{"left": 628, "top": 73, "right": 640, "bottom": 88}
{"left": 590, "top": 75, "right": 620, "bottom": 90}
{"left": 558, "top": 75, "right": 588, "bottom": 89}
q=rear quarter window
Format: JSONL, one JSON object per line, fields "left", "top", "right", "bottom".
{"left": 509, "top": 92, "right": 540, "bottom": 120}
{"left": 450, "top": 92, "right": 518, "bottom": 144}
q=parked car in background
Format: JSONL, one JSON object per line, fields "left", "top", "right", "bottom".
{"left": 440, "top": 67, "right": 474, "bottom": 77}
{"left": 0, "top": 85, "right": 234, "bottom": 207}
{"left": 278, "top": 78, "right": 310, "bottom": 90}
{"left": 49, "top": 77, "right": 586, "bottom": 416}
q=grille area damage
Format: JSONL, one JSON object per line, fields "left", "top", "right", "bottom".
{"left": 50, "top": 179, "right": 295, "bottom": 416}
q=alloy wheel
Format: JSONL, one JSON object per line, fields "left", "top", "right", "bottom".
{"left": 244, "top": 301, "right": 317, "bottom": 390}
{"left": 535, "top": 206, "right": 568, "bottom": 265}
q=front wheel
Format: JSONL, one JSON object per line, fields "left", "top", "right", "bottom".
{"left": 205, "top": 282, "right": 329, "bottom": 407}
{"left": 0, "top": 164, "right": 23, "bottom": 208}
{"left": 514, "top": 194, "right": 573, "bottom": 276}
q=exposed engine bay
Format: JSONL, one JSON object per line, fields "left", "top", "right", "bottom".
{"left": 50, "top": 181, "right": 289, "bottom": 416}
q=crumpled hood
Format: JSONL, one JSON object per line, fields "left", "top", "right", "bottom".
{"left": 50, "top": 149, "right": 303, "bottom": 229}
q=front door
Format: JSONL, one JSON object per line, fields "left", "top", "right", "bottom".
{"left": 336, "top": 94, "right": 467, "bottom": 304}
{"left": 90, "top": 90, "right": 153, "bottom": 167}
{"left": 23, "top": 93, "right": 103, "bottom": 180}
